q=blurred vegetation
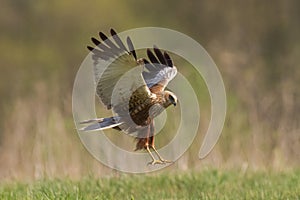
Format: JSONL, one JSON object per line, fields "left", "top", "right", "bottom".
{"left": 0, "top": 0, "right": 299, "bottom": 180}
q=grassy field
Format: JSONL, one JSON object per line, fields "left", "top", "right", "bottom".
{"left": 0, "top": 170, "right": 299, "bottom": 200}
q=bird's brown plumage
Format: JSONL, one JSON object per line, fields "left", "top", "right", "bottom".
{"left": 81, "top": 28, "right": 178, "bottom": 164}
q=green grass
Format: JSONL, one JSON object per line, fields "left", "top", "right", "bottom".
{"left": 1, "top": 170, "right": 299, "bottom": 200}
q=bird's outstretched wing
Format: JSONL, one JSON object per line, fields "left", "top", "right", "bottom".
{"left": 142, "top": 46, "right": 177, "bottom": 93}
{"left": 87, "top": 29, "right": 151, "bottom": 111}
{"left": 87, "top": 29, "right": 177, "bottom": 134}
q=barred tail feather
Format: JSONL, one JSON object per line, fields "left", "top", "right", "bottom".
{"left": 79, "top": 117, "right": 122, "bottom": 131}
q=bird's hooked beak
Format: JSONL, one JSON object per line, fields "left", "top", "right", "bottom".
{"left": 165, "top": 91, "right": 177, "bottom": 107}
{"left": 171, "top": 96, "right": 177, "bottom": 107}
{"left": 172, "top": 96, "right": 178, "bottom": 107}
{"left": 172, "top": 98, "right": 178, "bottom": 106}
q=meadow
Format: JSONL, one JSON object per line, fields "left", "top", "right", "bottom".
{"left": 1, "top": 170, "right": 299, "bottom": 199}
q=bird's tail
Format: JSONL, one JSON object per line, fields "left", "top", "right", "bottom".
{"left": 78, "top": 116, "right": 123, "bottom": 131}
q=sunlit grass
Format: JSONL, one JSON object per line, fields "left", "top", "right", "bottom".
{"left": 1, "top": 170, "right": 299, "bottom": 199}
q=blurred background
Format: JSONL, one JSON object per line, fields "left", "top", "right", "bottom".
{"left": 0, "top": 0, "right": 299, "bottom": 181}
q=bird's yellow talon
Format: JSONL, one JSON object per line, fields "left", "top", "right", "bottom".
{"left": 148, "top": 160, "right": 164, "bottom": 165}
{"left": 147, "top": 159, "right": 173, "bottom": 165}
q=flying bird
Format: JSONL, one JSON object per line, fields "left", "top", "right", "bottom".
{"left": 80, "top": 29, "right": 178, "bottom": 165}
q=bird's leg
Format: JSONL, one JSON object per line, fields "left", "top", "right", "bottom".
{"left": 146, "top": 144, "right": 163, "bottom": 165}
{"left": 149, "top": 140, "right": 173, "bottom": 164}
{"left": 149, "top": 121, "right": 173, "bottom": 164}
{"left": 145, "top": 124, "right": 164, "bottom": 165}
{"left": 150, "top": 145, "right": 173, "bottom": 164}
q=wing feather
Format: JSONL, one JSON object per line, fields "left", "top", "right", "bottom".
{"left": 91, "top": 37, "right": 101, "bottom": 46}
{"left": 143, "top": 58, "right": 157, "bottom": 72}
{"left": 110, "top": 28, "right": 128, "bottom": 52}
{"left": 126, "top": 36, "right": 137, "bottom": 60}
{"left": 147, "top": 49, "right": 159, "bottom": 64}
{"left": 164, "top": 52, "right": 173, "bottom": 67}
{"left": 88, "top": 29, "right": 151, "bottom": 113}
{"left": 86, "top": 29, "right": 177, "bottom": 134}
{"left": 142, "top": 46, "right": 177, "bottom": 91}
{"left": 99, "top": 32, "right": 118, "bottom": 50}
{"left": 153, "top": 45, "right": 167, "bottom": 65}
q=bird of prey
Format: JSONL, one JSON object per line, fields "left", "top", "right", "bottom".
{"left": 80, "top": 29, "right": 178, "bottom": 165}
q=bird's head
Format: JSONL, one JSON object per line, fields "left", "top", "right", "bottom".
{"left": 163, "top": 91, "right": 178, "bottom": 107}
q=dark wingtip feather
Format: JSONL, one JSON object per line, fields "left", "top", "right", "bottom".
{"left": 147, "top": 49, "right": 159, "bottom": 64}
{"left": 110, "top": 28, "right": 117, "bottom": 36}
{"left": 153, "top": 45, "right": 167, "bottom": 65}
{"left": 99, "top": 32, "right": 108, "bottom": 41}
{"left": 91, "top": 37, "right": 101, "bottom": 46}
{"left": 99, "top": 31, "right": 119, "bottom": 51}
{"left": 164, "top": 52, "right": 173, "bottom": 67}
{"left": 111, "top": 29, "right": 128, "bottom": 52}
{"left": 127, "top": 36, "right": 137, "bottom": 60}
{"left": 87, "top": 46, "right": 94, "bottom": 51}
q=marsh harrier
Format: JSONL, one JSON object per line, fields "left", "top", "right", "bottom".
{"left": 80, "top": 29, "right": 178, "bottom": 165}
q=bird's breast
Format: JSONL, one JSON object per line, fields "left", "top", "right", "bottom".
{"left": 129, "top": 99, "right": 153, "bottom": 126}
{"left": 129, "top": 91, "right": 163, "bottom": 126}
